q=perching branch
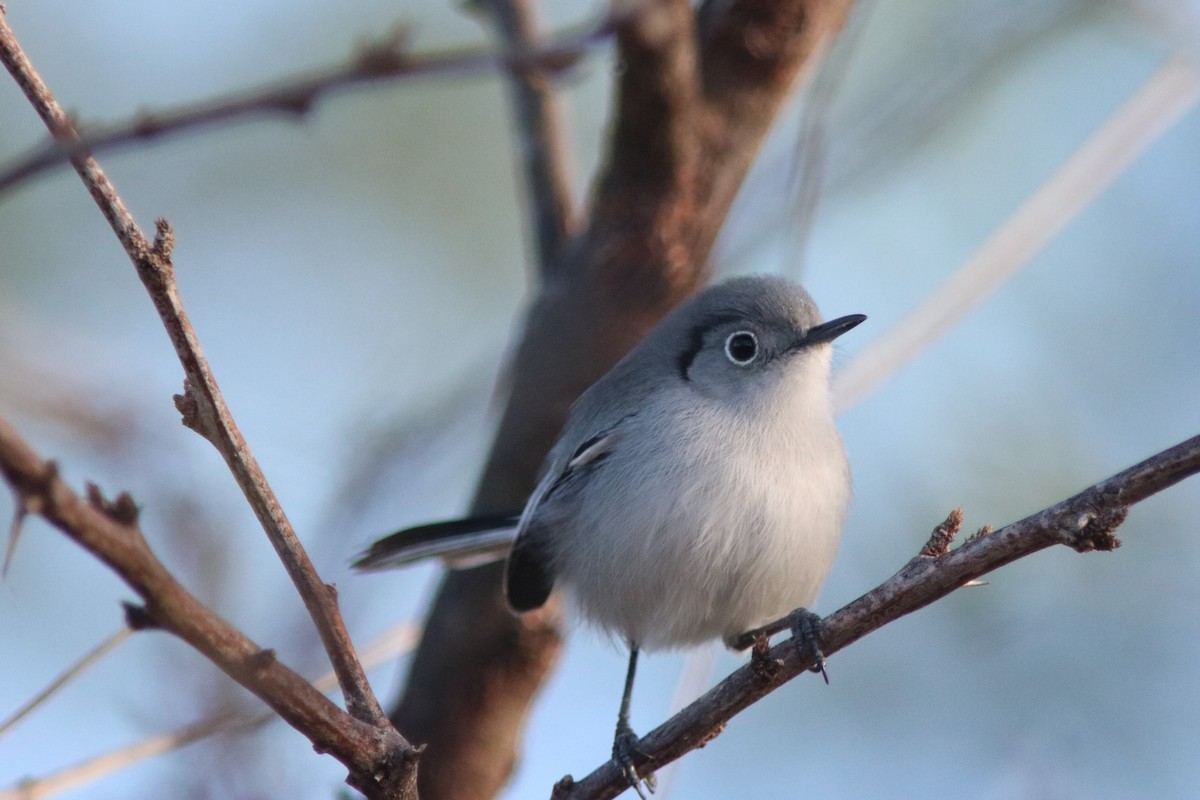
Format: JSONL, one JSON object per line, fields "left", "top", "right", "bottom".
{"left": 0, "top": 416, "right": 418, "bottom": 799}
{"left": 0, "top": 9, "right": 623, "bottom": 197}
{"left": 555, "top": 433, "right": 1200, "bottom": 800}
{"left": 0, "top": 10, "right": 382, "bottom": 731}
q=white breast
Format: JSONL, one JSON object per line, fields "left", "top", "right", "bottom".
{"left": 552, "top": 367, "right": 850, "bottom": 650}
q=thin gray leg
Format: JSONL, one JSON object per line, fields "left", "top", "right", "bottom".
{"left": 612, "top": 644, "right": 656, "bottom": 798}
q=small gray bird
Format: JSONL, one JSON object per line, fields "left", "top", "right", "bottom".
{"left": 356, "top": 275, "right": 865, "bottom": 797}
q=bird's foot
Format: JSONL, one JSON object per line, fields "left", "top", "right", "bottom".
{"left": 612, "top": 719, "right": 656, "bottom": 799}
{"left": 787, "top": 608, "right": 828, "bottom": 683}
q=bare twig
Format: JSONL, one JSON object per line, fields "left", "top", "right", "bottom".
{"left": 0, "top": 13, "right": 624, "bottom": 196}
{"left": 0, "top": 622, "right": 421, "bottom": 800}
{"left": 832, "top": 55, "right": 1200, "bottom": 412}
{"left": 0, "top": 15, "right": 383, "bottom": 729}
{"left": 555, "top": 433, "right": 1200, "bottom": 800}
{"left": 476, "top": 0, "right": 580, "bottom": 273}
{"left": 0, "top": 627, "right": 132, "bottom": 740}
{"left": 0, "top": 710, "right": 260, "bottom": 800}
{"left": 0, "top": 415, "right": 418, "bottom": 798}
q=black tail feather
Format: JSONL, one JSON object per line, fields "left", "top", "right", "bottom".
{"left": 353, "top": 513, "right": 521, "bottom": 570}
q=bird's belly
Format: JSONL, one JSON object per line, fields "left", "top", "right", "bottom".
{"left": 556, "top": 430, "right": 847, "bottom": 650}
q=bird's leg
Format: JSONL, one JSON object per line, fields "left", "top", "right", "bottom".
{"left": 612, "top": 644, "right": 656, "bottom": 798}
{"left": 787, "top": 608, "right": 829, "bottom": 683}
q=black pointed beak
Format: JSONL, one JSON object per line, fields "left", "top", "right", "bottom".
{"left": 799, "top": 313, "right": 867, "bottom": 348}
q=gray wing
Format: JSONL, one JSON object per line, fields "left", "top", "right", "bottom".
{"left": 503, "top": 422, "right": 625, "bottom": 611}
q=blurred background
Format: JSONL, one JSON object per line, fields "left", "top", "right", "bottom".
{"left": 1, "top": 0, "right": 1198, "bottom": 797}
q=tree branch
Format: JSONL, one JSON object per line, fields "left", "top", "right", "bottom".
{"left": 0, "top": 416, "right": 418, "bottom": 799}
{"left": 0, "top": 12, "right": 620, "bottom": 197}
{"left": 0, "top": 11, "right": 383, "bottom": 730}
{"left": 554, "top": 433, "right": 1200, "bottom": 800}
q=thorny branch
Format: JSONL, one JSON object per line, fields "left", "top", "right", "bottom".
{"left": 0, "top": 12, "right": 384, "bottom": 731}
{"left": 552, "top": 433, "right": 1200, "bottom": 800}
{"left": 0, "top": 416, "right": 418, "bottom": 799}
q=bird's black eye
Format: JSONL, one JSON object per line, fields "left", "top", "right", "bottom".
{"left": 724, "top": 331, "right": 759, "bottom": 365}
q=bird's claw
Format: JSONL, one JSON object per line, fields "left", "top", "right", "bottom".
{"left": 787, "top": 608, "right": 828, "bottom": 683}
{"left": 613, "top": 720, "right": 656, "bottom": 798}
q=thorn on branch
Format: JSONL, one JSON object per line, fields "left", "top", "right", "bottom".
{"left": 3, "top": 502, "right": 26, "bottom": 577}
{"left": 122, "top": 601, "right": 159, "bottom": 630}
{"left": 920, "top": 507, "right": 963, "bottom": 557}
{"left": 85, "top": 482, "right": 141, "bottom": 525}
{"left": 2, "top": 462, "right": 56, "bottom": 573}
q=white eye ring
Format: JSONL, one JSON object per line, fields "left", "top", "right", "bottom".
{"left": 724, "top": 330, "right": 759, "bottom": 365}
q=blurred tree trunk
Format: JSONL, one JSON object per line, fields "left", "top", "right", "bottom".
{"left": 390, "top": 2, "right": 853, "bottom": 798}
